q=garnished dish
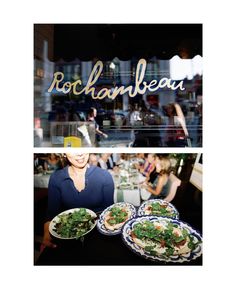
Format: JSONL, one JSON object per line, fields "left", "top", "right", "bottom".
{"left": 138, "top": 199, "right": 179, "bottom": 219}
{"left": 122, "top": 216, "right": 202, "bottom": 263}
{"left": 49, "top": 208, "right": 97, "bottom": 239}
{"left": 97, "top": 202, "right": 136, "bottom": 235}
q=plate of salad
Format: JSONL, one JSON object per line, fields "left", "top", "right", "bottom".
{"left": 121, "top": 216, "right": 202, "bottom": 263}
{"left": 97, "top": 202, "right": 136, "bottom": 235}
{"left": 49, "top": 208, "right": 97, "bottom": 239}
{"left": 138, "top": 199, "right": 179, "bottom": 219}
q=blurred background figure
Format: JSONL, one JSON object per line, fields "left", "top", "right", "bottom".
{"left": 142, "top": 156, "right": 172, "bottom": 199}
{"left": 106, "top": 153, "right": 117, "bottom": 170}
{"left": 97, "top": 153, "right": 121, "bottom": 170}
{"left": 44, "top": 154, "right": 62, "bottom": 171}
{"left": 34, "top": 154, "right": 47, "bottom": 174}
{"left": 120, "top": 154, "right": 131, "bottom": 162}
{"left": 139, "top": 153, "right": 156, "bottom": 177}
{"left": 97, "top": 153, "right": 109, "bottom": 170}
{"left": 146, "top": 154, "right": 159, "bottom": 184}
{"left": 133, "top": 153, "right": 145, "bottom": 170}
{"left": 112, "top": 153, "right": 120, "bottom": 166}
{"left": 89, "top": 154, "right": 99, "bottom": 166}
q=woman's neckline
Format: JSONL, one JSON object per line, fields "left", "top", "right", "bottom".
{"left": 68, "top": 164, "right": 90, "bottom": 177}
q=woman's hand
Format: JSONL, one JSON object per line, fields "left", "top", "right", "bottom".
{"left": 139, "top": 167, "right": 144, "bottom": 173}
{"left": 141, "top": 183, "right": 149, "bottom": 190}
{"left": 42, "top": 221, "right": 57, "bottom": 249}
{"left": 42, "top": 234, "right": 57, "bottom": 249}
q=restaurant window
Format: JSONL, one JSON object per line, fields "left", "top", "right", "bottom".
{"left": 34, "top": 24, "right": 202, "bottom": 148}
{"left": 146, "top": 58, "right": 158, "bottom": 82}
{"left": 73, "top": 64, "right": 81, "bottom": 79}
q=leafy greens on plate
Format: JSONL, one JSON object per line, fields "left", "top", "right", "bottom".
{"left": 52, "top": 208, "right": 96, "bottom": 239}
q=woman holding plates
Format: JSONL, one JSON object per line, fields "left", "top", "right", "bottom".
{"left": 42, "top": 153, "right": 114, "bottom": 248}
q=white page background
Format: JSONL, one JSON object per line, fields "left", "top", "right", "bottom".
{"left": 1, "top": 1, "right": 235, "bottom": 294}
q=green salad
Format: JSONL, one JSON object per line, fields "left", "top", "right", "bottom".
{"left": 107, "top": 206, "right": 128, "bottom": 225}
{"left": 145, "top": 202, "right": 178, "bottom": 218}
{"left": 53, "top": 208, "right": 96, "bottom": 239}
{"left": 132, "top": 220, "right": 200, "bottom": 257}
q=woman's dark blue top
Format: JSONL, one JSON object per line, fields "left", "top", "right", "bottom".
{"left": 47, "top": 165, "right": 114, "bottom": 220}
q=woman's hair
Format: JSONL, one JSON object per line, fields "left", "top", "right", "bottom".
{"left": 48, "top": 153, "right": 60, "bottom": 160}
{"left": 163, "top": 103, "right": 177, "bottom": 117}
{"left": 47, "top": 153, "right": 63, "bottom": 169}
{"left": 147, "top": 153, "right": 156, "bottom": 159}
{"left": 158, "top": 156, "right": 172, "bottom": 176}
{"left": 60, "top": 154, "right": 70, "bottom": 167}
{"left": 144, "top": 153, "right": 157, "bottom": 159}
{"left": 120, "top": 154, "right": 130, "bottom": 161}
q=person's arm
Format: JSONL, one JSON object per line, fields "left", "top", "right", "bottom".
{"left": 98, "top": 159, "right": 107, "bottom": 170}
{"left": 143, "top": 175, "right": 165, "bottom": 196}
{"left": 42, "top": 221, "right": 57, "bottom": 248}
{"left": 145, "top": 175, "right": 150, "bottom": 183}
{"left": 44, "top": 161, "right": 48, "bottom": 171}
{"left": 145, "top": 163, "right": 155, "bottom": 180}
{"left": 174, "top": 103, "right": 189, "bottom": 137}
{"left": 95, "top": 127, "right": 108, "bottom": 138}
{"left": 134, "top": 162, "right": 141, "bottom": 170}
{"left": 139, "top": 161, "right": 147, "bottom": 174}
{"left": 101, "top": 171, "right": 115, "bottom": 208}
{"left": 42, "top": 173, "right": 61, "bottom": 248}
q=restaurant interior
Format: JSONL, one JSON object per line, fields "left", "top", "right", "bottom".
{"left": 34, "top": 152, "right": 202, "bottom": 265}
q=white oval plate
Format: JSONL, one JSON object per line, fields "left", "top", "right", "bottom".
{"left": 49, "top": 208, "right": 97, "bottom": 239}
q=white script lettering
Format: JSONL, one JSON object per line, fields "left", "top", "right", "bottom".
{"left": 47, "top": 59, "right": 185, "bottom": 99}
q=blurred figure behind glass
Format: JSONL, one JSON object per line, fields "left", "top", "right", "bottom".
{"left": 87, "top": 107, "right": 108, "bottom": 145}
{"left": 163, "top": 103, "right": 190, "bottom": 147}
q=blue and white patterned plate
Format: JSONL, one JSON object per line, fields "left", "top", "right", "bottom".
{"left": 97, "top": 202, "right": 136, "bottom": 236}
{"left": 121, "top": 215, "right": 202, "bottom": 263}
{"left": 138, "top": 199, "right": 179, "bottom": 219}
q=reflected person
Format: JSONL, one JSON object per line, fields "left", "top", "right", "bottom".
{"left": 88, "top": 107, "right": 108, "bottom": 145}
